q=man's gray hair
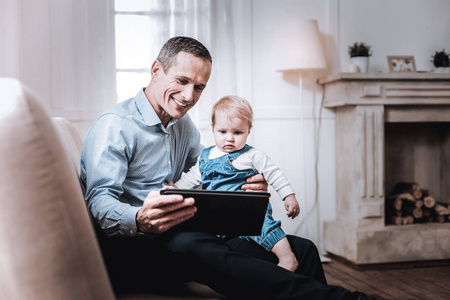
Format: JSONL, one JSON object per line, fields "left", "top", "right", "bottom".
{"left": 157, "top": 36, "right": 212, "bottom": 72}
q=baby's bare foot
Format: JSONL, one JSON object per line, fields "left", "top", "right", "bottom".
{"left": 277, "top": 252, "right": 299, "bottom": 272}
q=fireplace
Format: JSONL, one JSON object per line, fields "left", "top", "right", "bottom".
{"left": 385, "top": 122, "right": 450, "bottom": 225}
{"left": 318, "top": 73, "right": 450, "bottom": 264}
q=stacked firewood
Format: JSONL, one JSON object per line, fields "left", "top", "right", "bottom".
{"left": 386, "top": 182, "right": 450, "bottom": 225}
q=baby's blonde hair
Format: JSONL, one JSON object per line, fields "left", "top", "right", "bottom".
{"left": 211, "top": 96, "right": 253, "bottom": 129}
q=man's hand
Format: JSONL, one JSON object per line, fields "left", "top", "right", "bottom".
{"left": 164, "top": 181, "right": 178, "bottom": 189}
{"left": 241, "top": 173, "right": 268, "bottom": 192}
{"left": 136, "top": 187, "right": 196, "bottom": 234}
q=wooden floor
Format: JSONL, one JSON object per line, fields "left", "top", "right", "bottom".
{"left": 323, "top": 256, "right": 450, "bottom": 300}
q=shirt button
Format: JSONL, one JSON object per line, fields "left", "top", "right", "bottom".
{"left": 129, "top": 230, "right": 134, "bottom": 235}
{"left": 168, "top": 161, "right": 171, "bottom": 165}
{"left": 165, "top": 133, "right": 169, "bottom": 137}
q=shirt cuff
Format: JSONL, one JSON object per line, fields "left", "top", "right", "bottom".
{"left": 279, "top": 186, "right": 295, "bottom": 200}
{"left": 121, "top": 206, "right": 141, "bottom": 236}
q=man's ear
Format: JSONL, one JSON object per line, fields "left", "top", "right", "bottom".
{"left": 151, "top": 60, "right": 162, "bottom": 81}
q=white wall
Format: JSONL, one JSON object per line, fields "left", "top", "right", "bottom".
{"left": 339, "top": 0, "right": 450, "bottom": 73}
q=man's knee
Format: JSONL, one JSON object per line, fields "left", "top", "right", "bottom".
{"left": 287, "top": 235, "right": 320, "bottom": 257}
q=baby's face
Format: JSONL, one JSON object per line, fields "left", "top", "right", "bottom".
{"left": 212, "top": 112, "right": 251, "bottom": 153}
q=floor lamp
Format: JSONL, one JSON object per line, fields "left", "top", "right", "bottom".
{"left": 277, "top": 19, "right": 328, "bottom": 256}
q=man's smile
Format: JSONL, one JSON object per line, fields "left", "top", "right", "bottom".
{"left": 172, "top": 96, "right": 189, "bottom": 107}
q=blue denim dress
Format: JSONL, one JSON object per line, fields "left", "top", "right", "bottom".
{"left": 199, "top": 144, "right": 286, "bottom": 251}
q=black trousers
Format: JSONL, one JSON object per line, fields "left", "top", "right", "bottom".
{"left": 97, "top": 230, "right": 350, "bottom": 299}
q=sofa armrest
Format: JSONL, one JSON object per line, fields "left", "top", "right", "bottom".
{"left": 0, "top": 78, "right": 115, "bottom": 300}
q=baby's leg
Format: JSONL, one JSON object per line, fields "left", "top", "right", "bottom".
{"left": 271, "top": 237, "right": 299, "bottom": 272}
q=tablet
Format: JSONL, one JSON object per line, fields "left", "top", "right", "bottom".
{"left": 160, "top": 189, "right": 270, "bottom": 236}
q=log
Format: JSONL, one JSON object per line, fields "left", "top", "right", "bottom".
{"left": 386, "top": 197, "right": 403, "bottom": 211}
{"left": 422, "top": 189, "right": 434, "bottom": 197}
{"left": 386, "top": 208, "right": 402, "bottom": 224}
{"left": 398, "top": 192, "right": 417, "bottom": 202}
{"left": 394, "top": 189, "right": 423, "bottom": 200}
{"left": 385, "top": 183, "right": 447, "bottom": 225}
{"left": 388, "top": 192, "right": 416, "bottom": 204}
{"left": 404, "top": 215, "right": 414, "bottom": 225}
{"left": 404, "top": 206, "right": 423, "bottom": 220}
{"left": 412, "top": 189, "right": 423, "bottom": 200}
{"left": 393, "top": 198, "right": 402, "bottom": 211}
{"left": 412, "top": 207, "right": 423, "bottom": 219}
{"left": 434, "top": 203, "right": 450, "bottom": 216}
{"left": 422, "top": 207, "right": 435, "bottom": 222}
{"left": 415, "top": 199, "right": 423, "bottom": 208}
{"left": 391, "top": 182, "right": 421, "bottom": 195}
{"left": 437, "top": 215, "right": 446, "bottom": 223}
{"left": 389, "top": 214, "right": 415, "bottom": 226}
{"left": 391, "top": 216, "right": 403, "bottom": 226}
{"left": 422, "top": 190, "right": 436, "bottom": 208}
{"left": 423, "top": 195, "right": 436, "bottom": 208}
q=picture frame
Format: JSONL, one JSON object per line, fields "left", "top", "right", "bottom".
{"left": 387, "top": 56, "right": 416, "bottom": 72}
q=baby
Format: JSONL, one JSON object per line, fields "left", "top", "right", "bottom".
{"left": 170, "top": 95, "right": 300, "bottom": 272}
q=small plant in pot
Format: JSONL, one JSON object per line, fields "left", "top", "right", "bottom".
{"left": 431, "top": 49, "right": 450, "bottom": 73}
{"left": 348, "top": 42, "right": 372, "bottom": 73}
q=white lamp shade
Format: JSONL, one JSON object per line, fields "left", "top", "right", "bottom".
{"left": 277, "top": 19, "right": 327, "bottom": 71}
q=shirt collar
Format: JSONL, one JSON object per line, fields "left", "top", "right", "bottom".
{"left": 135, "top": 88, "right": 178, "bottom": 128}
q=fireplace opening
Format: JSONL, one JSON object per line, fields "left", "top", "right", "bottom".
{"left": 385, "top": 122, "right": 450, "bottom": 225}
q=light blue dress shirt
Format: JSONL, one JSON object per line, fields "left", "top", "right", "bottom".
{"left": 80, "top": 89, "right": 203, "bottom": 237}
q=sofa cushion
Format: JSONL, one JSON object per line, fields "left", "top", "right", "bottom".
{"left": 52, "top": 117, "right": 83, "bottom": 178}
{"left": 0, "top": 78, "right": 115, "bottom": 300}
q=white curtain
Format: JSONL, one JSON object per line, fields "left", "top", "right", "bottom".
{"left": 196, "top": 0, "right": 253, "bottom": 146}
{"left": 0, "top": 0, "right": 116, "bottom": 136}
{"left": 49, "top": 0, "right": 116, "bottom": 120}
{"left": 0, "top": 0, "right": 21, "bottom": 79}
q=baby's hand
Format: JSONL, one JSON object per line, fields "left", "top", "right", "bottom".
{"left": 284, "top": 194, "right": 300, "bottom": 219}
{"left": 164, "top": 181, "right": 178, "bottom": 189}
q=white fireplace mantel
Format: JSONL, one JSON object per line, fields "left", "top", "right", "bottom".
{"left": 319, "top": 72, "right": 450, "bottom": 107}
{"left": 319, "top": 72, "right": 450, "bottom": 265}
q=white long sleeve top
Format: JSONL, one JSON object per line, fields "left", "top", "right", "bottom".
{"left": 175, "top": 146, "right": 295, "bottom": 200}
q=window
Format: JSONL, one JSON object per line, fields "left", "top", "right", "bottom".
{"left": 114, "top": 0, "right": 192, "bottom": 102}
{"left": 113, "top": 0, "right": 212, "bottom": 135}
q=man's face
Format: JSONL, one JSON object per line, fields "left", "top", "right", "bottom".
{"left": 149, "top": 51, "right": 212, "bottom": 124}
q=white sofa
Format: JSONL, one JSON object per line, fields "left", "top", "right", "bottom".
{"left": 0, "top": 78, "right": 223, "bottom": 300}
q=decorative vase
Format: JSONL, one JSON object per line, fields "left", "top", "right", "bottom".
{"left": 350, "top": 56, "right": 369, "bottom": 73}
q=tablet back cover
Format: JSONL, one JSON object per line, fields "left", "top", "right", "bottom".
{"left": 161, "top": 189, "right": 270, "bottom": 236}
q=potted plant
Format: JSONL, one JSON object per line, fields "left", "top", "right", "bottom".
{"left": 431, "top": 49, "right": 450, "bottom": 73}
{"left": 348, "top": 42, "right": 372, "bottom": 73}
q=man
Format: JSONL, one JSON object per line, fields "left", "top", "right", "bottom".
{"left": 81, "top": 36, "right": 384, "bottom": 300}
